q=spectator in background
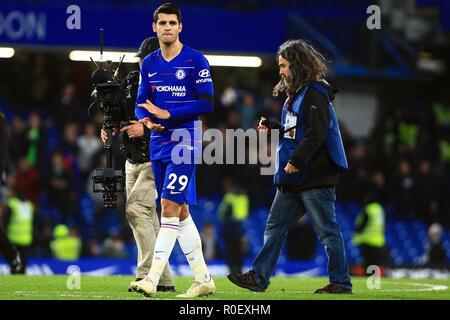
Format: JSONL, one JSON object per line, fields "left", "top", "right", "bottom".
{"left": 60, "top": 122, "right": 79, "bottom": 156}
{"left": 236, "top": 92, "right": 262, "bottom": 130}
{"left": 50, "top": 224, "right": 82, "bottom": 261}
{"left": 352, "top": 192, "right": 387, "bottom": 274}
{"left": 389, "top": 158, "right": 416, "bottom": 220}
{"left": 44, "top": 150, "right": 75, "bottom": 223}
{"left": 419, "top": 223, "right": 446, "bottom": 268}
{"left": 2, "top": 187, "right": 35, "bottom": 274}
{"left": 262, "top": 97, "right": 282, "bottom": 123}
{"left": 200, "top": 222, "right": 220, "bottom": 261}
{"left": 54, "top": 83, "right": 84, "bottom": 129}
{"left": 225, "top": 107, "right": 241, "bottom": 130}
{"left": 15, "top": 157, "right": 41, "bottom": 205}
{"left": 370, "top": 171, "right": 389, "bottom": 205}
{"left": 220, "top": 87, "right": 238, "bottom": 109}
{"left": 286, "top": 215, "right": 317, "bottom": 260}
{"left": 77, "top": 122, "right": 102, "bottom": 182}
{"left": 25, "top": 112, "right": 47, "bottom": 169}
{"left": 8, "top": 115, "right": 29, "bottom": 168}
{"left": 337, "top": 143, "right": 368, "bottom": 202}
{"left": 91, "top": 228, "right": 127, "bottom": 259}
{"left": 59, "top": 122, "right": 83, "bottom": 191}
{"left": 414, "top": 159, "right": 437, "bottom": 223}
{"left": 218, "top": 179, "right": 249, "bottom": 274}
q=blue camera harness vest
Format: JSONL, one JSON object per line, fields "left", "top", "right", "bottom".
{"left": 274, "top": 82, "right": 348, "bottom": 186}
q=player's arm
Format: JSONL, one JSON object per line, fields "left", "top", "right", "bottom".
{"left": 138, "top": 95, "right": 213, "bottom": 122}
{"left": 135, "top": 58, "right": 156, "bottom": 122}
{"left": 137, "top": 53, "right": 214, "bottom": 123}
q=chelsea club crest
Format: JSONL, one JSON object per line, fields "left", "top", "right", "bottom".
{"left": 175, "top": 69, "right": 186, "bottom": 80}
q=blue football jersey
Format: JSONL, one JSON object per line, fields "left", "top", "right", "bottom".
{"left": 135, "top": 45, "right": 214, "bottom": 161}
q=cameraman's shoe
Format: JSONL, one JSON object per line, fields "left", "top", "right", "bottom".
{"left": 314, "top": 283, "right": 353, "bottom": 294}
{"left": 128, "top": 278, "right": 143, "bottom": 292}
{"left": 129, "top": 278, "right": 175, "bottom": 293}
{"left": 157, "top": 285, "right": 176, "bottom": 292}
{"left": 227, "top": 270, "right": 265, "bottom": 292}
{"left": 9, "top": 252, "right": 23, "bottom": 275}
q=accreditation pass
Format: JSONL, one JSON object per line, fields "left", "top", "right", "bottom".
{"left": 284, "top": 111, "right": 297, "bottom": 139}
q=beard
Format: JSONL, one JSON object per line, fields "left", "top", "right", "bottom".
{"left": 273, "top": 74, "right": 294, "bottom": 97}
{"left": 281, "top": 75, "right": 291, "bottom": 88}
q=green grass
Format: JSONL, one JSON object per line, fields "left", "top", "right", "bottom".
{"left": 0, "top": 275, "right": 449, "bottom": 300}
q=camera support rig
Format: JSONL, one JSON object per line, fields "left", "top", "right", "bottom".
{"left": 90, "top": 29, "right": 125, "bottom": 209}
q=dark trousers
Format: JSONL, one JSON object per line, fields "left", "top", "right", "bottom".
{"left": 0, "top": 226, "right": 27, "bottom": 274}
{"left": 0, "top": 225, "right": 17, "bottom": 263}
{"left": 223, "top": 221, "right": 245, "bottom": 274}
{"left": 359, "top": 244, "right": 386, "bottom": 269}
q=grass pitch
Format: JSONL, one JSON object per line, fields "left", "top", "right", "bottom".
{"left": 0, "top": 275, "right": 449, "bottom": 300}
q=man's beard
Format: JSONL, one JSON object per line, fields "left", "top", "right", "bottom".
{"left": 281, "top": 75, "right": 292, "bottom": 91}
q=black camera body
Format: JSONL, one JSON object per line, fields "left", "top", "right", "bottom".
{"left": 89, "top": 29, "right": 153, "bottom": 208}
{"left": 90, "top": 61, "right": 126, "bottom": 209}
{"left": 117, "top": 70, "right": 150, "bottom": 164}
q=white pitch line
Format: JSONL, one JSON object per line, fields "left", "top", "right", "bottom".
{"left": 288, "top": 281, "right": 448, "bottom": 294}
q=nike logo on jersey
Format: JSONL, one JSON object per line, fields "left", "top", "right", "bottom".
{"left": 170, "top": 190, "right": 181, "bottom": 194}
{"left": 148, "top": 72, "right": 158, "bottom": 78}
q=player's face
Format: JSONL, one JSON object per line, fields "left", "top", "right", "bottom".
{"left": 278, "top": 56, "right": 291, "bottom": 83}
{"left": 153, "top": 13, "right": 182, "bottom": 45}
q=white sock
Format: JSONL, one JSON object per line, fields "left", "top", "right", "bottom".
{"left": 177, "top": 215, "right": 211, "bottom": 282}
{"left": 147, "top": 217, "right": 179, "bottom": 286}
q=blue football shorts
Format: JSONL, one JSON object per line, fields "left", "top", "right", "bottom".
{"left": 152, "top": 157, "right": 197, "bottom": 206}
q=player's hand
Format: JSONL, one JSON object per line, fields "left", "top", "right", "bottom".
{"left": 100, "top": 127, "right": 117, "bottom": 144}
{"left": 284, "top": 162, "right": 299, "bottom": 174}
{"left": 138, "top": 100, "right": 171, "bottom": 120}
{"left": 120, "top": 120, "right": 144, "bottom": 138}
{"left": 257, "top": 117, "right": 269, "bottom": 132}
{"left": 139, "top": 117, "right": 165, "bottom": 132}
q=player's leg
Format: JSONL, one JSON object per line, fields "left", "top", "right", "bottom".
{"left": 150, "top": 201, "right": 176, "bottom": 291}
{"left": 134, "top": 197, "right": 181, "bottom": 297}
{"left": 126, "top": 161, "right": 175, "bottom": 292}
{"left": 176, "top": 205, "right": 215, "bottom": 297}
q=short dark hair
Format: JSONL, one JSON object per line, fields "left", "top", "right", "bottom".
{"left": 153, "top": 3, "right": 182, "bottom": 23}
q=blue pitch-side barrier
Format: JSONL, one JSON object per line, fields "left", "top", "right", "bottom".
{"left": 0, "top": 258, "right": 328, "bottom": 277}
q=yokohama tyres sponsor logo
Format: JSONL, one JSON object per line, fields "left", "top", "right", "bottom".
{"left": 151, "top": 85, "right": 186, "bottom": 96}
{"left": 154, "top": 85, "right": 186, "bottom": 92}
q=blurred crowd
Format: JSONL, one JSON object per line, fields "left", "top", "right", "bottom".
{"left": 0, "top": 52, "right": 449, "bottom": 264}
{"left": 337, "top": 103, "right": 450, "bottom": 227}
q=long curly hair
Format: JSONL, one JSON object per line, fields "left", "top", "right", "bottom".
{"left": 273, "top": 39, "right": 327, "bottom": 97}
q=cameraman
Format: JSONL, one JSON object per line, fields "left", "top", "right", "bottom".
{"left": 101, "top": 37, "right": 174, "bottom": 292}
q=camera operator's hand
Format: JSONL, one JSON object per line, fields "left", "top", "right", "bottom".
{"left": 257, "top": 117, "right": 269, "bottom": 132}
{"left": 284, "top": 162, "right": 300, "bottom": 174}
{"left": 138, "top": 100, "right": 171, "bottom": 120}
{"left": 101, "top": 127, "right": 117, "bottom": 145}
{"left": 139, "top": 117, "right": 165, "bottom": 132}
{"left": 120, "top": 120, "right": 145, "bottom": 139}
